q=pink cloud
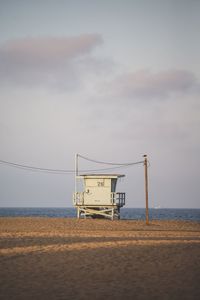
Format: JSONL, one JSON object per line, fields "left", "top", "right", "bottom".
{"left": 106, "top": 69, "right": 197, "bottom": 100}
{"left": 0, "top": 34, "right": 103, "bottom": 88}
{"left": 1, "top": 34, "right": 102, "bottom": 63}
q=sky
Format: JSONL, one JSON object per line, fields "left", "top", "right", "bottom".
{"left": 0, "top": 0, "right": 200, "bottom": 208}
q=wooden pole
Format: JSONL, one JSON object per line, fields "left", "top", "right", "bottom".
{"left": 75, "top": 153, "right": 78, "bottom": 218}
{"left": 143, "top": 155, "right": 149, "bottom": 225}
{"left": 75, "top": 153, "right": 78, "bottom": 193}
{"left": 76, "top": 153, "right": 78, "bottom": 177}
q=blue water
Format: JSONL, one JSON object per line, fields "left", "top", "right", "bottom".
{"left": 0, "top": 207, "right": 199, "bottom": 221}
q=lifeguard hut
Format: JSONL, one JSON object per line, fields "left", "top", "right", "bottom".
{"left": 73, "top": 174, "right": 125, "bottom": 220}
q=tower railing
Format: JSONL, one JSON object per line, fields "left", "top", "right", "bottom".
{"left": 73, "top": 192, "right": 84, "bottom": 205}
{"left": 73, "top": 192, "right": 125, "bottom": 207}
{"left": 110, "top": 192, "right": 125, "bottom": 206}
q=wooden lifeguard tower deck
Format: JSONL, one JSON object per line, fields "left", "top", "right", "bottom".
{"left": 73, "top": 174, "right": 125, "bottom": 220}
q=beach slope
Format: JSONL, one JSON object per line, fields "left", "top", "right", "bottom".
{"left": 0, "top": 218, "right": 200, "bottom": 299}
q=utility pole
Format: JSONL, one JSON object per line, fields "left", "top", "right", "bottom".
{"left": 75, "top": 153, "right": 78, "bottom": 194}
{"left": 143, "top": 155, "right": 149, "bottom": 225}
{"left": 75, "top": 154, "right": 79, "bottom": 219}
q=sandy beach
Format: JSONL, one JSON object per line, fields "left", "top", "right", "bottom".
{"left": 0, "top": 218, "right": 200, "bottom": 300}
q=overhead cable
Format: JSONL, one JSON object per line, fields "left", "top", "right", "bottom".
{"left": 0, "top": 159, "right": 74, "bottom": 174}
{"left": 78, "top": 154, "right": 144, "bottom": 166}
{"left": 0, "top": 156, "right": 144, "bottom": 175}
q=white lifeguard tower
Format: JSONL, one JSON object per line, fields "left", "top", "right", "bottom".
{"left": 73, "top": 174, "right": 125, "bottom": 220}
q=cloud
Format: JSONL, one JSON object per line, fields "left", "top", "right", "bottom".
{"left": 0, "top": 34, "right": 103, "bottom": 89}
{"left": 103, "top": 69, "right": 198, "bottom": 101}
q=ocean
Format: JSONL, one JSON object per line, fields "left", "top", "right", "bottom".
{"left": 0, "top": 207, "right": 199, "bottom": 221}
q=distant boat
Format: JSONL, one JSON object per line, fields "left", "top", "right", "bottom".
{"left": 152, "top": 205, "right": 161, "bottom": 209}
{"left": 153, "top": 205, "right": 161, "bottom": 209}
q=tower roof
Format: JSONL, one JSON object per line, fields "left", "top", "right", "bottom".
{"left": 77, "top": 174, "right": 125, "bottom": 179}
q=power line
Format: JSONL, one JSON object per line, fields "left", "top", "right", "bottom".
{"left": 0, "top": 159, "right": 74, "bottom": 174}
{"left": 0, "top": 156, "right": 144, "bottom": 175}
{"left": 78, "top": 154, "right": 144, "bottom": 166}
{"left": 78, "top": 163, "right": 139, "bottom": 174}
